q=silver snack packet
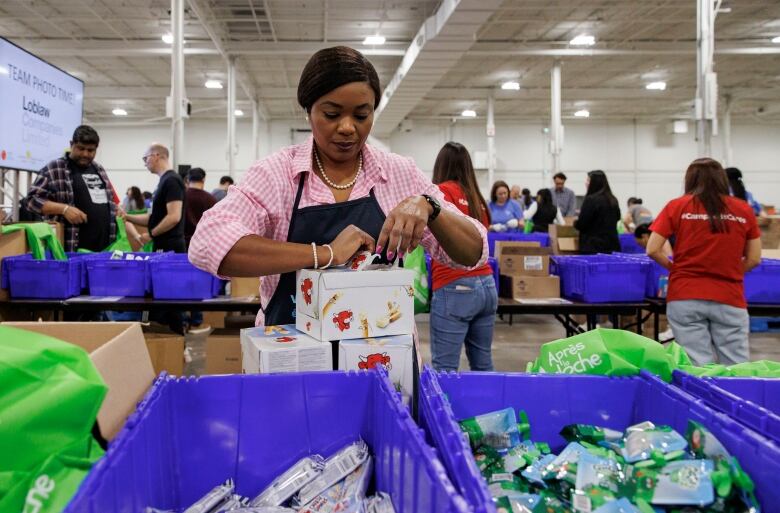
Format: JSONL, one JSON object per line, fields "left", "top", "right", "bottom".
{"left": 363, "top": 492, "right": 396, "bottom": 513}
{"left": 299, "top": 456, "right": 373, "bottom": 513}
{"left": 249, "top": 455, "right": 326, "bottom": 507}
{"left": 229, "top": 508, "right": 296, "bottom": 513}
{"left": 215, "top": 494, "right": 250, "bottom": 512}
{"left": 293, "top": 441, "right": 370, "bottom": 508}
{"left": 184, "top": 479, "right": 235, "bottom": 513}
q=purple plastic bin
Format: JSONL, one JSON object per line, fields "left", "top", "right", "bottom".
{"left": 551, "top": 254, "right": 649, "bottom": 302}
{"left": 1, "top": 252, "right": 86, "bottom": 299}
{"left": 65, "top": 371, "right": 469, "bottom": 513}
{"left": 419, "top": 368, "right": 780, "bottom": 513}
{"left": 619, "top": 232, "right": 644, "bottom": 254}
{"left": 673, "top": 371, "right": 780, "bottom": 444}
{"left": 149, "top": 253, "right": 223, "bottom": 299}
{"left": 487, "top": 232, "right": 550, "bottom": 257}
{"left": 612, "top": 253, "right": 668, "bottom": 298}
{"left": 84, "top": 252, "right": 163, "bottom": 297}
{"left": 744, "top": 258, "right": 780, "bottom": 304}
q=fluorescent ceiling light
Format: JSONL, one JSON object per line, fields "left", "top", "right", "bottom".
{"left": 569, "top": 34, "right": 595, "bottom": 46}
{"left": 461, "top": 109, "right": 477, "bottom": 118}
{"left": 574, "top": 109, "right": 590, "bottom": 118}
{"left": 501, "top": 81, "right": 521, "bottom": 90}
{"left": 112, "top": 108, "right": 128, "bottom": 116}
{"left": 646, "top": 81, "right": 667, "bottom": 90}
{"left": 162, "top": 33, "right": 173, "bottom": 44}
{"left": 204, "top": 80, "right": 223, "bottom": 89}
{"left": 234, "top": 109, "right": 244, "bottom": 116}
{"left": 363, "top": 35, "right": 386, "bottom": 45}
{"left": 772, "top": 36, "right": 780, "bottom": 44}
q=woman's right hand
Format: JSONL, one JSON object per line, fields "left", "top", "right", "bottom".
{"left": 329, "top": 225, "right": 376, "bottom": 265}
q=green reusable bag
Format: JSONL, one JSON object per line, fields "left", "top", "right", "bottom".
{"left": 1, "top": 223, "right": 67, "bottom": 261}
{"left": 680, "top": 360, "right": 780, "bottom": 378}
{"left": 403, "top": 246, "right": 430, "bottom": 314}
{"left": 103, "top": 217, "right": 134, "bottom": 253}
{"left": 523, "top": 219, "right": 534, "bottom": 233}
{"left": 526, "top": 328, "right": 682, "bottom": 381}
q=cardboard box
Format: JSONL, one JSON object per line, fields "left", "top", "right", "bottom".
{"left": 762, "top": 249, "right": 780, "bottom": 260}
{"left": 231, "top": 277, "right": 260, "bottom": 298}
{"left": 296, "top": 268, "right": 415, "bottom": 342}
{"left": 1, "top": 322, "right": 155, "bottom": 440}
{"left": 0, "top": 230, "right": 27, "bottom": 301}
{"left": 206, "top": 333, "right": 242, "bottom": 374}
{"left": 143, "top": 331, "right": 184, "bottom": 375}
{"left": 759, "top": 216, "right": 780, "bottom": 250}
{"left": 549, "top": 224, "right": 579, "bottom": 254}
{"left": 338, "top": 334, "right": 413, "bottom": 399}
{"left": 499, "top": 275, "right": 560, "bottom": 299}
{"left": 494, "top": 241, "right": 541, "bottom": 261}
{"left": 202, "top": 310, "right": 227, "bottom": 329}
{"left": 497, "top": 244, "right": 552, "bottom": 276}
{"left": 240, "top": 324, "right": 332, "bottom": 373}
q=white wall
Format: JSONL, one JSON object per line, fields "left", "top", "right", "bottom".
{"left": 90, "top": 118, "right": 780, "bottom": 216}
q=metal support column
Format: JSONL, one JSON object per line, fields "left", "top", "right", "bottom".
{"left": 252, "top": 98, "right": 260, "bottom": 161}
{"left": 170, "top": 0, "right": 185, "bottom": 167}
{"left": 227, "top": 57, "right": 237, "bottom": 177}
{"left": 487, "top": 93, "right": 496, "bottom": 190}
{"left": 696, "top": 0, "right": 718, "bottom": 157}
{"left": 723, "top": 94, "right": 733, "bottom": 166}
{"left": 550, "top": 62, "right": 563, "bottom": 175}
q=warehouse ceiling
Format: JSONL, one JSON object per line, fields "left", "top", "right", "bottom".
{"left": 2, "top": 0, "right": 779, "bottom": 132}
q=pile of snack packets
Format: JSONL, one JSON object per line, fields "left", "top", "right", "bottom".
{"left": 459, "top": 408, "right": 760, "bottom": 513}
{"left": 151, "top": 441, "right": 394, "bottom": 513}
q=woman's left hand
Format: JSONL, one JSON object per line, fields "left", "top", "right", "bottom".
{"left": 377, "top": 196, "right": 432, "bottom": 259}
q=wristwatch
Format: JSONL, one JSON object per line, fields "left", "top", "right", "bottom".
{"left": 421, "top": 194, "right": 441, "bottom": 223}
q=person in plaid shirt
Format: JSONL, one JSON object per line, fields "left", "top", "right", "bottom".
{"left": 25, "top": 125, "right": 119, "bottom": 252}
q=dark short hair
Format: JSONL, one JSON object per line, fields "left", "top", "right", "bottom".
{"left": 553, "top": 172, "right": 567, "bottom": 181}
{"left": 143, "top": 191, "right": 152, "bottom": 199}
{"left": 71, "top": 125, "right": 99, "bottom": 146}
{"left": 634, "top": 223, "right": 652, "bottom": 239}
{"left": 219, "top": 175, "right": 234, "bottom": 185}
{"left": 188, "top": 167, "right": 206, "bottom": 182}
{"left": 297, "top": 46, "right": 381, "bottom": 113}
{"left": 627, "top": 197, "right": 642, "bottom": 206}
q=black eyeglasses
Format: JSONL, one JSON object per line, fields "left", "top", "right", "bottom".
{"left": 142, "top": 153, "right": 158, "bottom": 163}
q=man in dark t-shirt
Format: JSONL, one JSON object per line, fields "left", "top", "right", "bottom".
{"left": 68, "top": 159, "right": 111, "bottom": 251}
{"left": 123, "top": 143, "right": 186, "bottom": 253}
{"left": 184, "top": 167, "right": 217, "bottom": 248}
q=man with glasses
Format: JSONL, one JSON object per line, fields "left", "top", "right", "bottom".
{"left": 25, "top": 125, "right": 119, "bottom": 252}
{"left": 123, "top": 143, "right": 186, "bottom": 252}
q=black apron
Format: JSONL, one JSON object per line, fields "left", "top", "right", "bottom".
{"left": 263, "top": 173, "right": 387, "bottom": 326}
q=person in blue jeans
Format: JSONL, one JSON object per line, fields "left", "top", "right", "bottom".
{"left": 430, "top": 142, "right": 498, "bottom": 371}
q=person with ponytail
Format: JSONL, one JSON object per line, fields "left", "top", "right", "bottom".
{"left": 430, "top": 142, "right": 497, "bottom": 372}
{"left": 648, "top": 158, "right": 761, "bottom": 366}
{"left": 574, "top": 170, "right": 621, "bottom": 254}
{"left": 726, "top": 167, "right": 763, "bottom": 216}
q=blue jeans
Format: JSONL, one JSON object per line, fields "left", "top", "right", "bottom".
{"left": 430, "top": 275, "right": 498, "bottom": 372}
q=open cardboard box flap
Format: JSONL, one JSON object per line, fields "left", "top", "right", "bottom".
{"left": 1, "top": 321, "right": 155, "bottom": 440}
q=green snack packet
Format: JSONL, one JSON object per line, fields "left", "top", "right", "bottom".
{"left": 561, "top": 424, "right": 623, "bottom": 445}
{"left": 532, "top": 491, "right": 573, "bottom": 513}
{"left": 495, "top": 494, "right": 541, "bottom": 513}
{"left": 502, "top": 441, "right": 547, "bottom": 473}
{"left": 459, "top": 408, "right": 521, "bottom": 450}
{"left": 486, "top": 470, "right": 530, "bottom": 499}
{"left": 474, "top": 446, "right": 503, "bottom": 474}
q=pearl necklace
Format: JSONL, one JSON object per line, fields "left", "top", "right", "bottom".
{"left": 314, "top": 147, "right": 362, "bottom": 190}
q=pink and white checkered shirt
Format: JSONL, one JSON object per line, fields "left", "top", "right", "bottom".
{"left": 188, "top": 136, "right": 488, "bottom": 326}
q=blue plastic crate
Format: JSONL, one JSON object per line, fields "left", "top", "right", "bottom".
{"left": 750, "top": 317, "right": 780, "bottom": 332}
{"left": 619, "top": 232, "right": 645, "bottom": 254}
{"left": 487, "top": 256, "right": 499, "bottom": 294}
{"left": 65, "top": 371, "right": 468, "bottom": 513}
{"left": 551, "top": 255, "right": 649, "bottom": 302}
{"left": 612, "top": 253, "right": 668, "bottom": 298}
{"left": 487, "top": 232, "right": 550, "bottom": 257}
{"left": 745, "top": 259, "right": 780, "bottom": 304}
{"left": 419, "top": 368, "right": 780, "bottom": 513}
{"left": 84, "top": 252, "right": 162, "bottom": 297}
{"left": 0, "top": 252, "right": 86, "bottom": 299}
{"left": 673, "top": 371, "right": 780, "bottom": 445}
{"left": 149, "top": 253, "right": 223, "bottom": 299}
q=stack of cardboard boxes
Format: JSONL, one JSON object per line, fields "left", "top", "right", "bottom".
{"left": 496, "top": 242, "right": 560, "bottom": 300}
{"left": 240, "top": 260, "right": 416, "bottom": 398}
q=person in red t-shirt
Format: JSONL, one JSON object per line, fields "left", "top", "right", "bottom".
{"left": 429, "top": 142, "right": 497, "bottom": 371}
{"left": 648, "top": 158, "right": 762, "bottom": 366}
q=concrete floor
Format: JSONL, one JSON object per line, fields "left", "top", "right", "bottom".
{"left": 184, "top": 314, "right": 780, "bottom": 375}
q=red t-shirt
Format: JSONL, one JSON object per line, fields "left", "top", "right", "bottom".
{"left": 431, "top": 181, "right": 493, "bottom": 290}
{"left": 651, "top": 195, "right": 760, "bottom": 308}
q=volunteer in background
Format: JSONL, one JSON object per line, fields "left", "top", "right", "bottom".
{"left": 622, "top": 197, "right": 654, "bottom": 232}
{"left": 550, "top": 172, "right": 577, "bottom": 217}
{"left": 25, "top": 125, "right": 119, "bottom": 252}
{"left": 430, "top": 142, "right": 497, "bottom": 372}
{"left": 189, "top": 46, "right": 487, "bottom": 327}
{"left": 184, "top": 167, "right": 217, "bottom": 248}
{"left": 142, "top": 191, "right": 153, "bottom": 209}
{"left": 488, "top": 181, "right": 523, "bottom": 231}
{"left": 633, "top": 223, "right": 672, "bottom": 258}
{"left": 122, "top": 186, "right": 145, "bottom": 212}
{"left": 519, "top": 188, "right": 536, "bottom": 212}
{"left": 510, "top": 185, "right": 522, "bottom": 201}
{"left": 522, "top": 189, "right": 564, "bottom": 233}
{"left": 122, "top": 144, "right": 186, "bottom": 253}
{"left": 726, "top": 167, "right": 764, "bottom": 217}
{"left": 574, "top": 170, "right": 621, "bottom": 254}
{"left": 648, "top": 158, "right": 761, "bottom": 366}
{"left": 212, "top": 175, "right": 234, "bottom": 202}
